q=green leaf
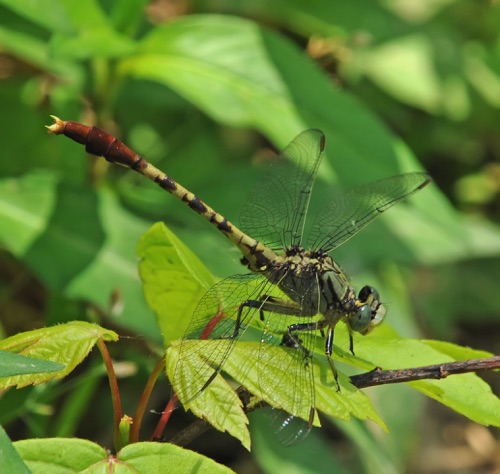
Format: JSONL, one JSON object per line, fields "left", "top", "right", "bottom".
{"left": 137, "top": 222, "right": 215, "bottom": 346}
{"left": 14, "top": 438, "right": 235, "bottom": 473}
{"left": 0, "top": 322, "right": 118, "bottom": 389}
{"left": 0, "top": 171, "right": 57, "bottom": 256}
{"left": 223, "top": 342, "right": 386, "bottom": 430}
{"left": 48, "top": 0, "right": 136, "bottom": 59}
{"left": 117, "top": 442, "right": 235, "bottom": 473}
{"left": 0, "top": 0, "right": 74, "bottom": 33}
{"left": 168, "top": 338, "right": 386, "bottom": 448}
{"left": 0, "top": 351, "right": 65, "bottom": 377}
{"left": 59, "top": 189, "right": 163, "bottom": 341}
{"left": 0, "top": 425, "right": 31, "bottom": 474}
{"left": 166, "top": 341, "right": 251, "bottom": 450}
{"left": 351, "top": 332, "right": 500, "bottom": 427}
{"left": 14, "top": 438, "right": 106, "bottom": 473}
{"left": 360, "top": 35, "right": 443, "bottom": 114}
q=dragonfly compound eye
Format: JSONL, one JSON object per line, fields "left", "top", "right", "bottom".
{"left": 349, "top": 305, "right": 372, "bottom": 333}
{"left": 355, "top": 286, "right": 387, "bottom": 335}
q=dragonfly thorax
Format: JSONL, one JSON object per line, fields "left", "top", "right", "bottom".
{"left": 263, "top": 245, "right": 387, "bottom": 335}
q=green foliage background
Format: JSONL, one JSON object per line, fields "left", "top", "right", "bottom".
{"left": 0, "top": 0, "right": 499, "bottom": 472}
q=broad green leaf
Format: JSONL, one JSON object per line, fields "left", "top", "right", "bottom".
{"left": 14, "top": 438, "right": 235, "bottom": 473}
{"left": 0, "top": 424, "right": 31, "bottom": 474}
{"left": 409, "top": 375, "right": 500, "bottom": 427}
{"left": 117, "top": 442, "right": 235, "bottom": 474}
{"left": 168, "top": 338, "right": 386, "bottom": 448}
{"left": 422, "top": 340, "right": 493, "bottom": 361}
{"left": 0, "top": 322, "right": 118, "bottom": 389}
{"left": 351, "top": 333, "right": 500, "bottom": 427}
{"left": 223, "top": 342, "right": 385, "bottom": 430}
{"left": 166, "top": 341, "right": 251, "bottom": 450}
{"left": 137, "top": 222, "right": 215, "bottom": 346}
{"left": 14, "top": 438, "right": 106, "bottom": 473}
{"left": 0, "top": 351, "right": 64, "bottom": 378}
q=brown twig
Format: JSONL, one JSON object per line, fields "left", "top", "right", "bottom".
{"left": 350, "top": 355, "right": 500, "bottom": 388}
{"left": 168, "top": 356, "right": 500, "bottom": 447}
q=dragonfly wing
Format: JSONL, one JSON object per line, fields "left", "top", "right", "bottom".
{"left": 307, "top": 172, "right": 431, "bottom": 252}
{"left": 256, "top": 275, "right": 318, "bottom": 445}
{"left": 240, "top": 129, "right": 325, "bottom": 250}
{"left": 171, "top": 273, "right": 271, "bottom": 404}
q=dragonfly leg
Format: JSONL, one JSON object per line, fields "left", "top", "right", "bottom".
{"left": 281, "top": 320, "right": 325, "bottom": 366}
{"left": 233, "top": 295, "right": 307, "bottom": 338}
{"left": 347, "top": 325, "right": 355, "bottom": 355}
{"left": 325, "top": 327, "right": 340, "bottom": 391}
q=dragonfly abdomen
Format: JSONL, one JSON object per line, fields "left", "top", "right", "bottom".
{"left": 47, "top": 116, "right": 278, "bottom": 268}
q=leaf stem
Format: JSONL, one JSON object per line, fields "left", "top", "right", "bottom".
{"left": 151, "top": 392, "right": 179, "bottom": 441}
{"left": 97, "top": 338, "right": 123, "bottom": 451}
{"left": 129, "top": 356, "right": 166, "bottom": 443}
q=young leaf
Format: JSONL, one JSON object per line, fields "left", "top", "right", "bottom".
{"left": 14, "top": 437, "right": 235, "bottom": 473}
{"left": 0, "top": 322, "right": 118, "bottom": 389}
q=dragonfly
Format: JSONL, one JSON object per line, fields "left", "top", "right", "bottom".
{"left": 47, "top": 116, "right": 431, "bottom": 444}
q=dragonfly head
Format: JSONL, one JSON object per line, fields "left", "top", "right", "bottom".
{"left": 348, "top": 286, "right": 387, "bottom": 335}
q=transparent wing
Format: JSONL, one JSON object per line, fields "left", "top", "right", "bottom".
{"left": 172, "top": 273, "right": 272, "bottom": 404}
{"left": 307, "top": 172, "right": 431, "bottom": 252}
{"left": 256, "top": 274, "right": 319, "bottom": 445}
{"left": 240, "top": 129, "right": 325, "bottom": 250}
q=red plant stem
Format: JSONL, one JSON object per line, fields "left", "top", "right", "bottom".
{"left": 129, "top": 357, "right": 166, "bottom": 443}
{"left": 151, "top": 392, "right": 179, "bottom": 441}
{"left": 97, "top": 338, "right": 123, "bottom": 451}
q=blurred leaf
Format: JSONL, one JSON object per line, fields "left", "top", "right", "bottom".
{"left": 465, "top": 42, "right": 500, "bottom": 108}
{"left": 0, "top": 351, "right": 64, "bottom": 377}
{"left": 48, "top": 0, "right": 136, "bottom": 59}
{"left": 24, "top": 181, "right": 106, "bottom": 291}
{"left": 0, "top": 171, "right": 57, "bottom": 256}
{"left": 0, "top": 0, "right": 72, "bottom": 33}
{"left": 251, "top": 409, "right": 348, "bottom": 474}
{"left": 0, "top": 321, "right": 118, "bottom": 389}
{"left": 137, "top": 222, "right": 214, "bottom": 346}
{"left": 60, "top": 189, "right": 162, "bottom": 340}
{"left": 0, "top": 424, "right": 31, "bottom": 474}
{"left": 335, "top": 419, "right": 398, "bottom": 474}
{"left": 194, "top": 0, "right": 410, "bottom": 39}
{"left": 358, "top": 35, "right": 442, "bottom": 114}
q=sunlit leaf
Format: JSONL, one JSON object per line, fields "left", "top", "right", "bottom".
{"left": 14, "top": 438, "right": 235, "bottom": 473}
{"left": 166, "top": 341, "right": 250, "bottom": 450}
{"left": 137, "top": 222, "right": 215, "bottom": 346}
{"left": 0, "top": 322, "right": 118, "bottom": 389}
